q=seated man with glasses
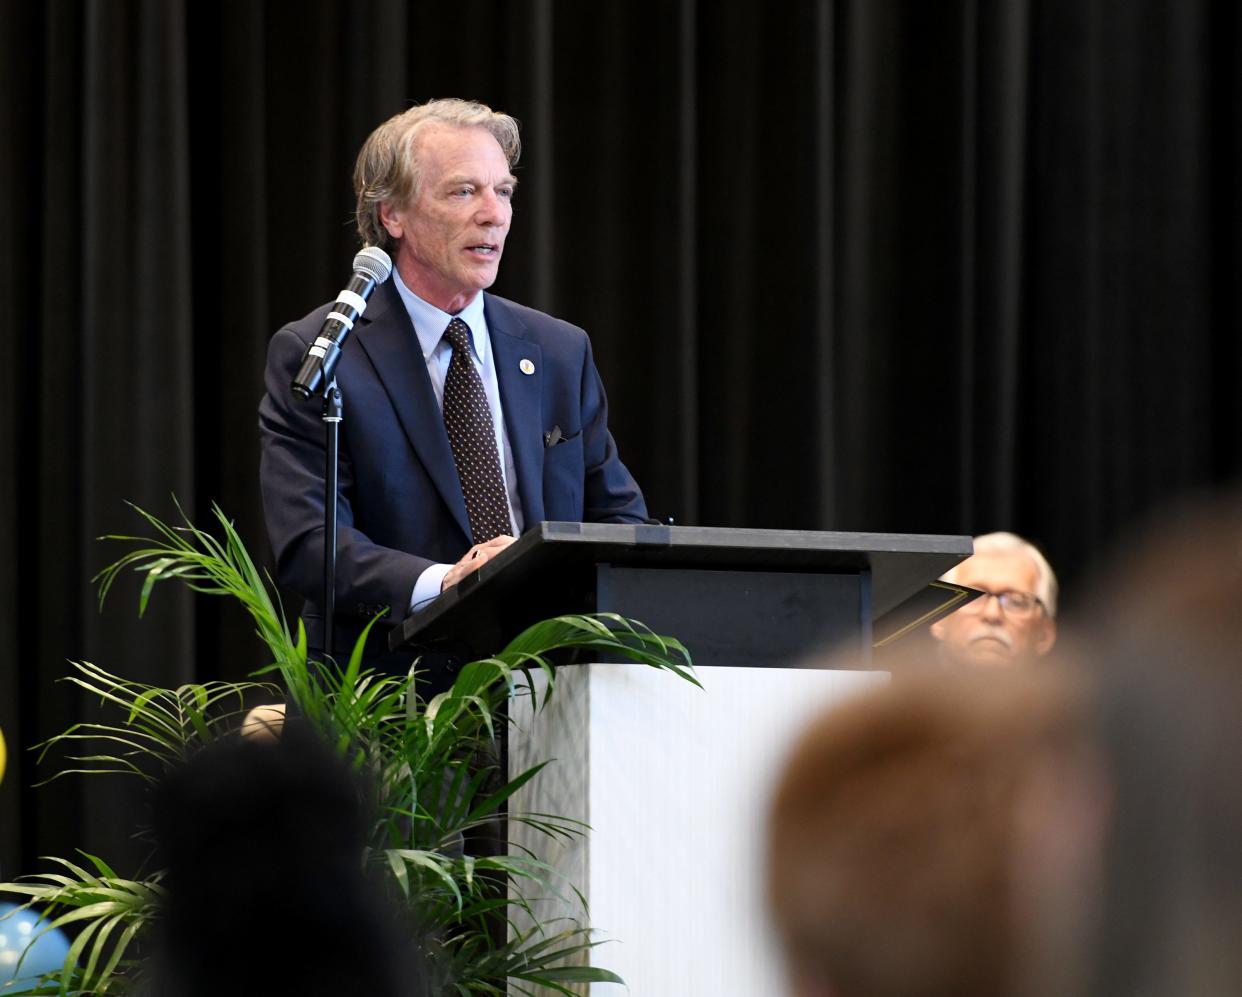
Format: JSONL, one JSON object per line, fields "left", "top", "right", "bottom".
{"left": 930, "top": 532, "right": 1058, "bottom": 668}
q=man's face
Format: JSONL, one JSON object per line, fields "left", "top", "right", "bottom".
{"left": 380, "top": 124, "right": 515, "bottom": 314}
{"left": 930, "top": 550, "right": 1056, "bottom": 667}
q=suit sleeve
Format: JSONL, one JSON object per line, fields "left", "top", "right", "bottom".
{"left": 578, "top": 335, "right": 649, "bottom": 524}
{"left": 258, "top": 325, "right": 431, "bottom": 624}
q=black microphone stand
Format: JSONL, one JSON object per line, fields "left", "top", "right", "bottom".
{"left": 289, "top": 247, "right": 392, "bottom": 668}
{"left": 321, "top": 380, "right": 343, "bottom": 665}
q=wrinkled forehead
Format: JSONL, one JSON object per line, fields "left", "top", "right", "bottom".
{"left": 955, "top": 549, "right": 1041, "bottom": 593}
{"left": 411, "top": 122, "right": 511, "bottom": 169}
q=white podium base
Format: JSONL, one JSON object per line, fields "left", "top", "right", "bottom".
{"left": 508, "top": 663, "right": 886, "bottom": 995}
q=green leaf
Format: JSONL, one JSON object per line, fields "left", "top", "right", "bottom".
{"left": 514, "top": 965, "right": 625, "bottom": 984}
{"left": 16, "top": 502, "right": 702, "bottom": 994}
{"left": 385, "top": 849, "right": 463, "bottom": 910}
{"left": 464, "top": 761, "right": 551, "bottom": 827}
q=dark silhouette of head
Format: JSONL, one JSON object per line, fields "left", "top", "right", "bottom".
{"left": 149, "top": 727, "right": 422, "bottom": 997}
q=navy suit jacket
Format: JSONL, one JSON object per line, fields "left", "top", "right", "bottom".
{"left": 258, "top": 277, "right": 647, "bottom": 659}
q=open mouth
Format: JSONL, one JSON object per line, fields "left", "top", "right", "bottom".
{"left": 466, "top": 244, "right": 499, "bottom": 257}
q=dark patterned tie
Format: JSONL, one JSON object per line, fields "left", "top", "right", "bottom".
{"left": 441, "top": 317, "right": 512, "bottom": 544}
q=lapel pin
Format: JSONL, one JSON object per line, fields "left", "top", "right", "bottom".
{"left": 520, "top": 358, "right": 535, "bottom": 375}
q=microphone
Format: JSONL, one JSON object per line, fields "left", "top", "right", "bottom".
{"left": 291, "top": 246, "right": 393, "bottom": 400}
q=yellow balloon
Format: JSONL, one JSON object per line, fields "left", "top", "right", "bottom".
{"left": 0, "top": 724, "right": 6, "bottom": 786}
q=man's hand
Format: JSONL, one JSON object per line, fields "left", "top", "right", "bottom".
{"left": 441, "top": 534, "right": 516, "bottom": 591}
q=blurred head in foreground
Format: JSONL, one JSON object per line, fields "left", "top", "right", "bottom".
{"left": 931, "top": 532, "right": 1058, "bottom": 667}
{"left": 766, "top": 665, "right": 1092, "bottom": 997}
{"left": 148, "top": 729, "right": 421, "bottom": 997}
{"left": 1064, "top": 497, "right": 1242, "bottom": 997}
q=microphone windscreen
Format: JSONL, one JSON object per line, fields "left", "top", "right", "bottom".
{"left": 354, "top": 246, "right": 393, "bottom": 284}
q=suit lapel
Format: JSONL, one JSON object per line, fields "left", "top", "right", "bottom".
{"left": 354, "top": 279, "right": 472, "bottom": 542}
{"left": 486, "top": 295, "right": 545, "bottom": 526}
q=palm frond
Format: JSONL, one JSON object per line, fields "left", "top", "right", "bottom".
{"left": 34, "top": 661, "right": 278, "bottom": 786}
{"left": 1, "top": 854, "right": 165, "bottom": 995}
{"left": 2, "top": 501, "right": 699, "bottom": 994}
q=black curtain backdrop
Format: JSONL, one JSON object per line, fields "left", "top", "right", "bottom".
{"left": 2, "top": 0, "right": 1239, "bottom": 878}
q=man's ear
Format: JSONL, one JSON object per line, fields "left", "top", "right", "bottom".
{"left": 377, "top": 201, "right": 404, "bottom": 241}
{"left": 1034, "top": 618, "right": 1057, "bottom": 656}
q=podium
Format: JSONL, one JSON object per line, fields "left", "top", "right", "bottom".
{"left": 391, "top": 524, "right": 971, "bottom": 995}
{"left": 391, "top": 521, "right": 972, "bottom": 669}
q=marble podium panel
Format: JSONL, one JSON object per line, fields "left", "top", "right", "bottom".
{"left": 508, "top": 663, "right": 887, "bottom": 996}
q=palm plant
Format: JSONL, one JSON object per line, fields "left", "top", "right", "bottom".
{"left": 0, "top": 504, "right": 694, "bottom": 995}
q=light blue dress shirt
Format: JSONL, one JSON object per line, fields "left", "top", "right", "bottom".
{"left": 390, "top": 270, "right": 524, "bottom": 610}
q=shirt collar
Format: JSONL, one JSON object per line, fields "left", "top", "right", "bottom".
{"left": 391, "top": 268, "right": 489, "bottom": 363}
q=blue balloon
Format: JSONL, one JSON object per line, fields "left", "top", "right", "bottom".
{"left": 0, "top": 902, "right": 71, "bottom": 993}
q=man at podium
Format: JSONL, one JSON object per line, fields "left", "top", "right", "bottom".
{"left": 259, "top": 98, "right": 647, "bottom": 668}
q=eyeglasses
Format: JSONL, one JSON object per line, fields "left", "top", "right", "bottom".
{"left": 959, "top": 589, "right": 1046, "bottom": 619}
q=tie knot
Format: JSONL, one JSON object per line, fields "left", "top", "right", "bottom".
{"left": 444, "top": 317, "right": 473, "bottom": 353}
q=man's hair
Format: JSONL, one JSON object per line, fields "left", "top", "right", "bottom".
{"left": 149, "top": 729, "right": 424, "bottom": 996}
{"left": 942, "top": 531, "right": 1059, "bottom": 617}
{"left": 353, "top": 98, "right": 522, "bottom": 252}
{"left": 767, "top": 669, "right": 1082, "bottom": 997}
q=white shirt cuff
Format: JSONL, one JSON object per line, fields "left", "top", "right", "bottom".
{"left": 410, "top": 562, "right": 453, "bottom": 613}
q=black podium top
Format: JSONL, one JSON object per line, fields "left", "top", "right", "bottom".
{"left": 391, "top": 522, "right": 971, "bottom": 668}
